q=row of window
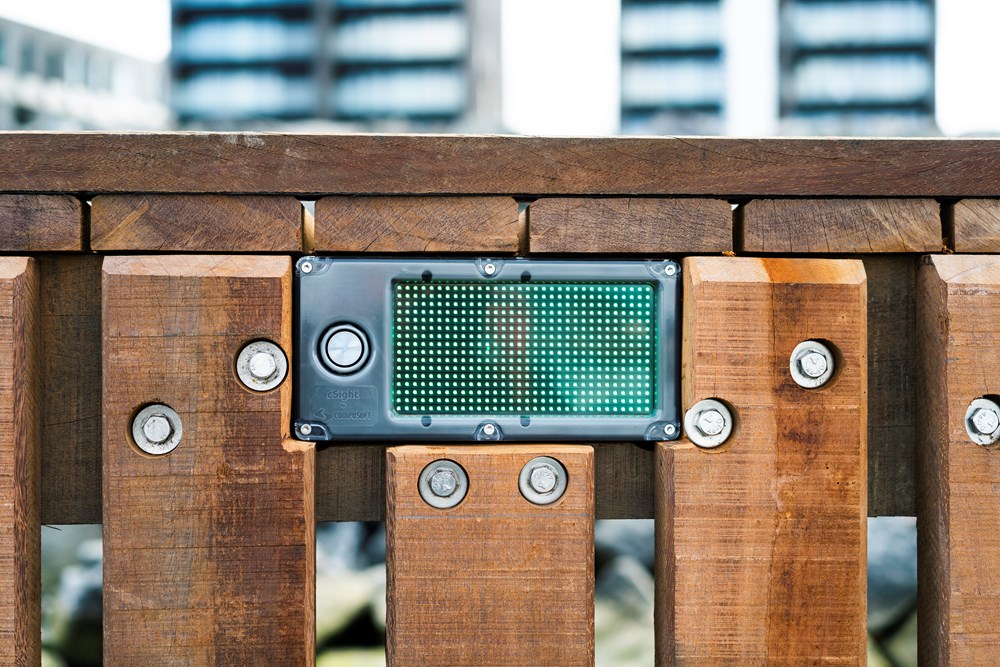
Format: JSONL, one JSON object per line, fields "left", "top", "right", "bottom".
{"left": 174, "top": 66, "right": 465, "bottom": 118}
{"left": 174, "top": 11, "right": 466, "bottom": 63}
{"left": 175, "top": 0, "right": 460, "bottom": 8}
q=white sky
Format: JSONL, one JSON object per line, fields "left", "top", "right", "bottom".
{"left": 0, "top": 0, "right": 997, "bottom": 136}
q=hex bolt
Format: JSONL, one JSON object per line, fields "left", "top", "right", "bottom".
{"left": 429, "top": 468, "right": 458, "bottom": 497}
{"left": 528, "top": 463, "right": 558, "bottom": 494}
{"left": 684, "top": 398, "right": 735, "bottom": 449}
{"left": 236, "top": 340, "right": 288, "bottom": 392}
{"left": 132, "top": 404, "right": 182, "bottom": 456}
{"left": 965, "top": 398, "right": 1000, "bottom": 446}
{"left": 789, "top": 340, "right": 836, "bottom": 389}
{"left": 248, "top": 351, "right": 278, "bottom": 380}
{"left": 519, "top": 457, "right": 568, "bottom": 505}
{"left": 694, "top": 409, "right": 726, "bottom": 437}
{"left": 142, "top": 415, "right": 172, "bottom": 445}
{"left": 419, "top": 460, "right": 468, "bottom": 509}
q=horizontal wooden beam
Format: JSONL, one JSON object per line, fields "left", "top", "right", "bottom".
{"left": 2, "top": 134, "right": 1000, "bottom": 197}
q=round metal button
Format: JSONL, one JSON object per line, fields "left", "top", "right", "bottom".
{"left": 321, "top": 323, "right": 370, "bottom": 374}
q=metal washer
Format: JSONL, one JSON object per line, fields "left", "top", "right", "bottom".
{"left": 236, "top": 340, "right": 288, "bottom": 392}
{"left": 965, "top": 397, "right": 1000, "bottom": 446}
{"left": 519, "top": 456, "right": 568, "bottom": 505}
{"left": 684, "top": 398, "right": 734, "bottom": 449}
{"left": 418, "top": 460, "right": 469, "bottom": 509}
{"left": 789, "top": 340, "right": 836, "bottom": 389}
{"left": 131, "top": 404, "right": 183, "bottom": 456}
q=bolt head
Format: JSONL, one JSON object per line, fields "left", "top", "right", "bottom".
{"left": 484, "top": 263, "right": 497, "bottom": 276}
{"left": 482, "top": 423, "right": 496, "bottom": 436}
{"left": 695, "top": 409, "right": 726, "bottom": 437}
{"left": 798, "top": 351, "right": 829, "bottom": 379}
{"left": 529, "top": 464, "right": 558, "bottom": 494}
{"left": 248, "top": 351, "right": 277, "bottom": 379}
{"left": 142, "top": 414, "right": 172, "bottom": 445}
{"left": 971, "top": 408, "right": 1000, "bottom": 435}
{"left": 664, "top": 264, "right": 677, "bottom": 276}
{"left": 301, "top": 261, "right": 313, "bottom": 274}
{"left": 299, "top": 424, "right": 313, "bottom": 436}
{"left": 429, "top": 468, "right": 458, "bottom": 497}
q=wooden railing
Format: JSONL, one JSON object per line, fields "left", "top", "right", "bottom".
{"left": 2, "top": 133, "right": 998, "bottom": 665}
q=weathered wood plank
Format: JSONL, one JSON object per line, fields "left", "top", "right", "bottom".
{"left": 386, "top": 445, "right": 594, "bottom": 666}
{"left": 864, "top": 256, "right": 917, "bottom": 517}
{"left": 102, "top": 255, "right": 315, "bottom": 666}
{"left": 38, "top": 255, "right": 103, "bottom": 525}
{"left": 315, "top": 196, "right": 521, "bottom": 252}
{"left": 529, "top": 197, "right": 732, "bottom": 253}
{"left": 952, "top": 199, "right": 1000, "bottom": 252}
{"left": 917, "top": 255, "right": 1000, "bottom": 665}
{"left": 656, "top": 257, "right": 867, "bottom": 665}
{"left": 0, "top": 195, "right": 82, "bottom": 251}
{"left": 91, "top": 194, "right": 303, "bottom": 252}
{"left": 1, "top": 135, "right": 1000, "bottom": 196}
{"left": 741, "top": 199, "right": 941, "bottom": 253}
{"left": 0, "top": 258, "right": 39, "bottom": 666}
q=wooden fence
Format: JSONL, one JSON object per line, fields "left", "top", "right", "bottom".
{"left": 1, "top": 133, "right": 998, "bottom": 664}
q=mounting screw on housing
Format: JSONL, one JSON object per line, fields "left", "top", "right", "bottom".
{"left": 789, "top": 340, "right": 836, "bottom": 389}
{"left": 965, "top": 397, "right": 1000, "bottom": 446}
{"left": 236, "top": 340, "right": 288, "bottom": 392}
{"left": 684, "top": 398, "right": 734, "bottom": 449}
{"left": 131, "top": 404, "right": 183, "bottom": 456}
{"left": 419, "top": 460, "right": 468, "bottom": 509}
{"left": 519, "top": 456, "right": 568, "bottom": 505}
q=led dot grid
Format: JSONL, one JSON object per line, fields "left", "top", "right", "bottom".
{"left": 392, "top": 280, "right": 657, "bottom": 416}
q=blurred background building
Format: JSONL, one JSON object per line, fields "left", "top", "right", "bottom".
{"left": 171, "top": 0, "right": 502, "bottom": 130}
{"left": 0, "top": 17, "right": 169, "bottom": 130}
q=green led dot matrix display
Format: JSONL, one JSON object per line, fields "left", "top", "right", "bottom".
{"left": 392, "top": 280, "right": 657, "bottom": 416}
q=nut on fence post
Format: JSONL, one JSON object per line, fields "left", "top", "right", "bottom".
{"left": 789, "top": 340, "right": 836, "bottom": 388}
{"left": 131, "top": 404, "right": 182, "bottom": 455}
{"left": 418, "top": 460, "right": 468, "bottom": 509}
{"left": 518, "top": 456, "right": 568, "bottom": 505}
{"left": 236, "top": 340, "right": 288, "bottom": 392}
{"left": 965, "top": 397, "right": 1000, "bottom": 446}
{"left": 684, "top": 398, "right": 734, "bottom": 449}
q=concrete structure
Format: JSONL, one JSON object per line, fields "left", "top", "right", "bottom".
{"left": 0, "top": 18, "right": 169, "bottom": 130}
{"left": 171, "top": 0, "right": 502, "bottom": 131}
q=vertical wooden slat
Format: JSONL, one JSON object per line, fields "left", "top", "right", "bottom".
{"left": 102, "top": 255, "right": 314, "bottom": 666}
{"left": 917, "top": 255, "right": 1000, "bottom": 665}
{"left": 656, "top": 257, "right": 867, "bottom": 665}
{"left": 386, "top": 445, "right": 594, "bottom": 667}
{"left": 0, "top": 258, "right": 39, "bottom": 666}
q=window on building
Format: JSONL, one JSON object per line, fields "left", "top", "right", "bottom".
{"left": 19, "top": 41, "right": 36, "bottom": 74}
{"left": 44, "top": 50, "right": 64, "bottom": 80}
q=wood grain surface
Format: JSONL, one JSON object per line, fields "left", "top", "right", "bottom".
{"left": 953, "top": 199, "right": 1000, "bottom": 252}
{"left": 386, "top": 445, "right": 594, "bottom": 667}
{"left": 0, "top": 195, "right": 82, "bottom": 251}
{"left": 0, "top": 258, "right": 39, "bottom": 666}
{"left": 38, "top": 255, "right": 103, "bottom": 525}
{"left": 656, "top": 257, "right": 867, "bottom": 665}
{"left": 917, "top": 255, "right": 1000, "bottom": 665}
{"left": 315, "top": 196, "right": 521, "bottom": 252}
{"left": 0, "top": 135, "right": 999, "bottom": 196}
{"left": 91, "top": 194, "right": 304, "bottom": 252}
{"left": 529, "top": 197, "right": 732, "bottom": 253}
{"left": 741, "top": 199, "right": 941, "bottom": 253}
{"left": 102, "top": 255, "right": 315, "bottom": 666}
{"left": 864, "top": 256, "right": 917, "bottom": 517}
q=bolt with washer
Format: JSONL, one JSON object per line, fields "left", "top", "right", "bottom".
{"left": 966, "top": 397, "right": 1000, "bottom": 446}
{"left": 132, "top": 404, "right": 183, "bottom": 456}
{"left": 519, "top": 457, "right": 568, "bottom": 505}
{"left": 419, "top": 460, "right": 468, "bottom": 509}
{"left": 236, "top": 340, "right": 288, "bottom": 392}
{"left": 684, "top": 398, "right": 734, "bottom": 449}
{"left": 789, "top": 340, "right": 836, "bottom": 389}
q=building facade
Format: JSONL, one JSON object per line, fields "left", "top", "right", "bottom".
{"left": 172, "top": 0, "right": 501, "bottom": 130}
{"left": 0, "top": 18, "right": 169, "bottom": 131}
{"left": 622, "top": 0, "right": 936, "bottom": 136}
